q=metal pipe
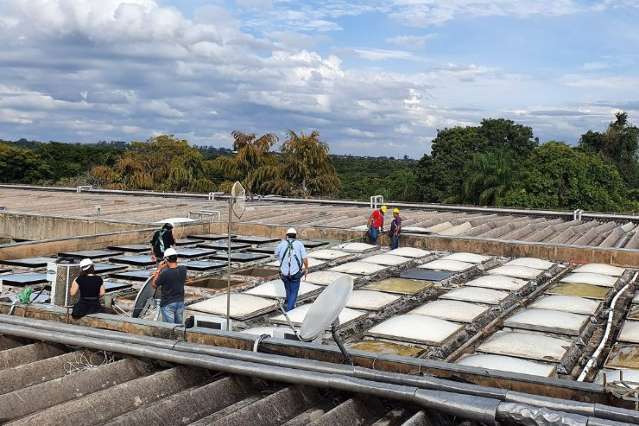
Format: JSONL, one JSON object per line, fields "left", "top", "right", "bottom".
{"left": 0, "top": 321, "right": 504, "bottom": 425}
{"left": 1, "top": 314, "right": 638, "bottom": 424}
{"left": 578, "top": 272, "right": 638, "bottom": 381}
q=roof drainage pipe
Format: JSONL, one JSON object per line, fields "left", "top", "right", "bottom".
{"left": 578, "top": 272, "right": 638, "bottom": 382}
{"left": 0, "top": 315, "right": 638, "bottom": 424}
{"left": 0, "top": 321, "right": 621, "bottom": 426}
{"left": 0, "top": 321, "right": 504, "bottom": 425}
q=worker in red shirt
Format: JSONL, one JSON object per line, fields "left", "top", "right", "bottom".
{"left": 367, "top": 205, "right": 387, "bottom": 244}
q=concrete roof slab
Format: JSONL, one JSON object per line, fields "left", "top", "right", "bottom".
{"left": 477, "top": 330, "right": 571, "bottom": 363}
{"left": 346, "top": 290, "right": 401, "bottom": 311}
{"left": 530, "top": 295, "right": 600, "bottom": 316}
{"left": 488, "top": 265, "right": 542, "bottom": 280}
{"left": 410, "top": 300, "right": 489, "bottom": 323}
{"left": 504, "top": 308, "right": 589, "bottom": 336}
{"left": 418, "top": 259, "right": 474, "bottom": 272}
{"left": 464, "top": 275, "right": 527, "bottom": 291}
{"left": 367, "top": 314, "right": 462, "bottom": 346}
{"left": 456, "top": 354, "right": 556, "bottom": 377}
{"left": 441, "top": 287, "right": 509, "bottom": 305}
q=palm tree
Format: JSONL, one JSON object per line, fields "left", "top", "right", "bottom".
{"left": 213, "top": 131, "right": 279, "bottom": 195}
{"left": 462, "top": 151, "right": 514, "bottom": 206}
{"left": 274, "top": 130, "right": 340, "bottom": 197}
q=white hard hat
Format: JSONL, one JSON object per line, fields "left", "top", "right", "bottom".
{"left": 79, "top": 258, "right": 93, "bottom": 271}
{"left": 286, "top": 227, "right": 297, "bottom": 235}
{"left": 164, "top": 247, "right": 178, "bottom": 258}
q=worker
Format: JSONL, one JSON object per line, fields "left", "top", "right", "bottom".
{"left": 275, "top": 228, "right": 308, "bottom": 311}
{"left": 150, "top": 222, "right": 176, "bottom": 264}
{"left": 389, "top": 208, "right": 402, "bottom": 249}
{"left": 367, "top": 205, "right": 387, "bottom": 244}
{"left": 70, "top": 258, "right": 105, "bottom": 319}
{"left": 152, "top": 247, "right": 186, "bottom": 324}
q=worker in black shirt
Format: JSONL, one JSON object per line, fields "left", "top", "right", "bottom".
{"left": 150, "top": 222, "right": 176, "bottom": 263}
{"left": 152, "top": 247, "right": 186, "bottom": 324}
{"left": 70, "top": 258, "right": 105, "bottom": 319}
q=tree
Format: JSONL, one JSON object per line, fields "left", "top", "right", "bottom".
{"left": 89, "top": 135, "right": 215, "bottom": 192}
{"left": 502, "top": 142, "right": 633, "bottom": 212}
{"left": 579, "top": 112, "right": 639, "bottom": 186}
{"left": 272, "top": 130, "right": 340, "bottom": 197}
{"left": 415, "top": 119, "right": 537, "bottom": 203}
{"left": 462, "top": 150, "right": 515, "bottom": 206}
{"left": 212, "top": 131, "right": 279, "bottom": 194}
{"left": 0, "top": 143, "right": 51, "bottom": 183}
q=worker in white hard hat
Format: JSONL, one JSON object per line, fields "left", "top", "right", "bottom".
{"left": 69, "top": 258, "right": 105, "bottom": 319}
{"left": 274, "top": 228, "right": 308, "bottom": 311}
{"left": 152, "top": 247, "right": 187, "bottom": 324}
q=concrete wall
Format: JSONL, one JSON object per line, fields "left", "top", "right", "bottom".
{"left": 211, "top": 222, "right": 639, "bottom": 267}
{"left": 0, "top": 212, "right": 143, "bottom": 241}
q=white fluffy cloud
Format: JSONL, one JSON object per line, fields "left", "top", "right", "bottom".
{"left": 0, "top": 0, "right": 636, "bottom": 157}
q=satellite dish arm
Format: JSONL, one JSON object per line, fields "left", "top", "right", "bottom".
{"left": 331, "top": 319, "right": 353, "bottom": 365}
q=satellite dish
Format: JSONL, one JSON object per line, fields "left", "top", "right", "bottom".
{"left": 299, "top": 275, "right": 353, "bottom": 340}
{"left": 231, "top": 181, "right": 246, "bottom": 219}
{"left": 298, "top": 276, "right": 354, "bottom": 365}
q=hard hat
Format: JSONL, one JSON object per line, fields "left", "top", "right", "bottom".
{"left": 164, "top": 247, "right": 178, "bottom": 258}
{"left": 79, "top": 258, "right": 93, "bottom": 271}
{"left": 393, "top": 208, "right": 400, "bottom": 214}
{"left": 380, "top": 205, "right": 388, "bottom": 213}
{"left": 286, "top": 227, "right": 297, "bottom": 235}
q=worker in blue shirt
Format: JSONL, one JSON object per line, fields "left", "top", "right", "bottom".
{"left": 274, "top": 228, "right": 309, "bottom": 311}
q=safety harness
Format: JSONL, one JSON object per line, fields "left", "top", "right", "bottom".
{"left": 281, "top": 240, "right": 302, "bottom": 278}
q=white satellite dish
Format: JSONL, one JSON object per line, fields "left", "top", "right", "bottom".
{"left": 300, "top": 275, "right": 353, "bottom": 340}
{"left": 298, "top": 275, "right": 354, "bottom": 364}
{"left": 230, "top": 181, "right": 246, "bottom": 219}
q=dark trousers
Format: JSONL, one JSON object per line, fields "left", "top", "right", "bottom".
{"left": 368, "top": 227, "right": 379, "bottom": 244}
{"left": 281, "top": 273, "right": 302, "bottom": 311}
{"left": 391, "top": 234, "right": 400, "bottom": 250}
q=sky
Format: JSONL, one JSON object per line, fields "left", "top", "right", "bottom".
{"left": 0, "top": 1, "right": 638, "bottom": 158}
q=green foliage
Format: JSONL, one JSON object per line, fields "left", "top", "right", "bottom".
{"left": 3, "top": 112, "right": 639, "bottom": 214}
{"left": 416, "top": 118, "right": 538, "bottom": 202}
{"left": 332, "top": 156, "right": 417, "bottom": 201}
{"left": 462, "top": 150, "right": 516, "bottom": 206}
{"left": 0, "top": 143, "right": 52, "bottom": 183}
{"left": 501, "top": 142, "right": 633, "bottom": 211}
{"left": 579, "top": 112, "right": 639, "bottom": 186}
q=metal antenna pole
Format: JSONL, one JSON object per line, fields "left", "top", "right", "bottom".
{"left": 226, "top": 197, "right": 232, "bottom": 331}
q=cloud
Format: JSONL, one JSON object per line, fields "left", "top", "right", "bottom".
{"left": 351, "top": 48, "right": 419, "bottom": 61}
{"left": 386, "top": 34, "right": 435, "bottom": 49}
{"left": 0, "top": 0, "right": 637, "bottom": 158}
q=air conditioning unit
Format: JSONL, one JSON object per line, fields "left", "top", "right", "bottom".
{"left": 48, "top": 262, "right": 81, "bottom": 307}
{"left": 191, "top": 313, "right": 231, "bottom": 331}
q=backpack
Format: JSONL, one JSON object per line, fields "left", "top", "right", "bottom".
{"left": 150, "top": 230, "right": 165, "bottom": 256}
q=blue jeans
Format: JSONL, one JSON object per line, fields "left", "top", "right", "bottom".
{"left": 368, "top": 227, "right": 379, "bottom": 244}
{"left": 281, "top": 273, "right": 301, "bottom": 311}
{"left": 391, "top": 234, "right": 400, "bottom": 250}
{"left": 161, "top": 301, "right": 184, "bottom": 324}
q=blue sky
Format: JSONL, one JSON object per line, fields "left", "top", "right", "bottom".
{"left": 0, "top": 0, "right": 638, "bottom": 157}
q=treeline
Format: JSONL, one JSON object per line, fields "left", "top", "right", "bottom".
{"left": 1, "top": 112, "right": 638, "bottom": 212}
{"left": 416, "top": 113, "right": 639, "bottom": 212}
